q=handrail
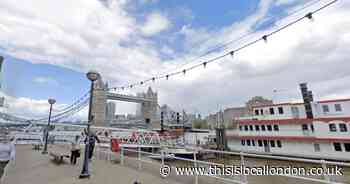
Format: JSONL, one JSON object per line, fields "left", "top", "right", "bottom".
{"left": 96, "top": 147, "right": 347, "bottom": 184}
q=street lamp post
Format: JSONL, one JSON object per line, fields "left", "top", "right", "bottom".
{"left": 42, "top": 98, "right": 56, "bottom": 154}
{"left": 79, "top": 70, "right": 99, "bottom": 179}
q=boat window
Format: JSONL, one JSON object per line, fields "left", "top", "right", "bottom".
{"left": 344, "top": 143, "right": 350, "bottom": 152}
{"left": 244, "top": 125, "right": 249, "bottom": 131}
{"left": 334, "top": 104, "right": 342, "bottom": 112}
{"left": 277, "top": 140, "right": 282, "bottom": 148}
{"left": 269, "top": 108, "right": 274, "bottom": 115}
{"left": 270, "top": 140, "right": 275, "bottom": 147}
{"left": 278, "top": 107, "right": 284, "bottom": 114}
{"left": 241, "top": 139, "right": 245, "bottom": 146}
{"left": 267, "top": 125, "right": 272, "bottom": 131}
{"left": 239, "top": 125, "right": 242, "bottom": 131}
{"left": 302, "top": 124, "right": 308, "bottom": 131}
{"left": 314, "top": 143, "right": 321, "bottom": 152}
{"left": 261, "top": 125, "right": 266, "bottom": 131}
{"left": 329, "top": 124, "right": 337, "bottom": 132}
{"left": 255, "top": 109, "right": 259, "bottom": 115}
{"left": 258, "top": 140, "right": 263, "bottom": 147}
{"left": 273, "top": 125, "right": 279, "bottom": 131}
{"left": 339, "top": 123, "right": 347, "bottom": 132}
{"left": 322, "top": 105, "right": 329, "bottom": 113}
{"left": 249, "top": 125, "right": 253, "bottom": 131}
{"left": 255, "top": 125, "right": 260, "bottom": 131}
{"left": 247, "top": 140, "right": 251, "bottom": 146}
{"left": 333, "top": 142, "right": 342, "bottom": 151}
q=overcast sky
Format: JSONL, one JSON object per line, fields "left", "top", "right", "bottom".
{"left": 1, "top": 0, "right": 350, "bottom": 121}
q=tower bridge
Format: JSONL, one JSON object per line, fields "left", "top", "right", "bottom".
{"left": 91, "top": 73, "right": 158, "bottom": 127}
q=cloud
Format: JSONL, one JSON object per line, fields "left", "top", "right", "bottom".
{"left": 1, "top": 0, "right": 350, "bottom": 119}
{"left": 0, "top": 91, "right": 88, "bottom": 121}
{"left": 141, "top": 12, "right": 171, "bottom": 36}
{"left": 33, "top": 76, "right": 58, "bottom": 86}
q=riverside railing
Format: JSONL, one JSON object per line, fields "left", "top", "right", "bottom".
{"left": 95, "top": 145, "right": 350, "bottom": 184}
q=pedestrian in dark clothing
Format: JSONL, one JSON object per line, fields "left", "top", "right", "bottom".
{"left": 70, "top": 135, "right": 80, "bottom": 165}
{"left": 84, "top": 130, "right": 100, "bottom": 160}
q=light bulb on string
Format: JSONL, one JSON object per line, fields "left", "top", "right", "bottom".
{"left": 229, "top": 51, "right": 234, "bottom": 58}
{"left": 183, "top": 69, "right": 186, "bottom": 75}
{"left": 305, "top": 12, "right": 314, "bottom": 22}
{"left": 166, "top": 75, "right": 169, "bottom": 80}
{"left": 140, "top": 81, "right": 144, "bottom": 85}
{"left": 152, "top": 77, "right": 155, "bottom": 82}
{"left": 203, "top": 62, "right": 207, "bottom": 68}
{"left": 262, "top": 35, "right": 268, "bottom": 43}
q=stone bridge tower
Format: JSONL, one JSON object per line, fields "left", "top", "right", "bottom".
{"left": 138, "top": 87, "right": 158, "bottom": 125}
{"left": 91, "top": 74, "right": 107, "bottom": 127}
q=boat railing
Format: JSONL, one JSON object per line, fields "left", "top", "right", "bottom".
{"left": 95, "top": 145, "right": 349, "bottom": 184}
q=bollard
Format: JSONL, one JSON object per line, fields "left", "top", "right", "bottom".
{"left": 321, "top": 160, "right": 331, "bottom": 182}
{"left": 120, "top": 147, "right": 124, "bottom": 165}
{"left": 240, "top": 152, "right": 248, "bottom": 184}
{"left": 138, "top": 147, "right": 142, "bottom": 170}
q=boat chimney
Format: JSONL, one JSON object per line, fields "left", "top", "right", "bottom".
{"left": 299, "top": 83, "right": 314, "bottom": 119}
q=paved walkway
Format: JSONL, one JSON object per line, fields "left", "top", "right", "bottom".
{"left": 3, "top": 145, "right": 183, "bottom": 184}
{"left": 2, "top": 145, "right": 349, "bottom": 184}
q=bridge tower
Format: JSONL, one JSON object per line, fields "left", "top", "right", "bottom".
{"left": 139, "top": 87, "right": 158, "bottom": 125}
{"left": 91, "top": 73, "right": 107, "bottom": 127}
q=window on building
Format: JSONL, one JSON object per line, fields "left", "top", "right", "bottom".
{"left": 329, "top": 124, "right": 337, "bottom": 132}
{"left": 260, "top": 109, "right": 264, "bottom": 115}
{"left": 322, "top": 105, "right": 329, "bottom": 113}
{"left": 339, "top": 123, "right": 348, "bottom": 132}
{"left": 273, "top": 125, "right": 279, "bottom": 131}
{"left": 277, "top": 140, "right": 282, "bottom": 148}
{"left": 247, "top": 140, "right": 251, "bottom": 146}
{"left": 258, "top": 140, "right": 263, "bottom": 147}
{"left": 255, "top": 109, "right": 259, "bottom": 116}
{"left": 278, "top": 107, "right": 284, "bottom": 114}
{"left": 244, "top": 125, "right": 249, "bottom": 131}
{"left": 270, "top": 140, "right": 275, "bottom": 147}
{"left": 241, "top": 140, "right": 245, "bottom": 146}
{"left": 252, "top": 140, "right": 256, "bottom": 146}
{"left": 335, "top": 104, "right": 342, "bottom": 112}
{"left": 261, "top": 125, "right": 266, "bottom": 131}
{"left": 333, "top": 142, "right": 342, "bottom": 151}
{"left": 314, "top": 143, "right": 321, "bottom": 152}
{"left": 269, "top": 108, "right": 275, "bottom": 115}
{"left": 302, "top": 124, "right": 308, "bottom": 131}
{"left": 249, "top": 125, "right": 254, "bottom": 131}
{"left": 255, "top": 125, "right": 260, "bottom": 131}
{"left": 344, "top": 143, "right": 350, "bottom": 152}
{"left": 239, "top": 125, "right": 242, "bottom": 131}
{"left": 267, "top": 125, "right": 272, "bottom": 131}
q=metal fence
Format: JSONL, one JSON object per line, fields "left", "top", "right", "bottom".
{"left": 95, "top": 146, "right": 350, "bottom": 184}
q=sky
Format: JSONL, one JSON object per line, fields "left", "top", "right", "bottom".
{"left": 1, "top": 0, "right": 350, "bottom": 121}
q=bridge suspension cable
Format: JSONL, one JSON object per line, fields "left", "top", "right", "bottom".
{"left": 107, "top": 0, "right": 337, "bottom": 91}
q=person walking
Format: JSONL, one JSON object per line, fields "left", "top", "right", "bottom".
{"left": 70, "top": 135, "right": 80, "bottom": 165}
{"left": 84, "top": 129, "right": 100, "bottom": 161}
{"left": 0, "top": 131, "right": 15, "bottom": 183}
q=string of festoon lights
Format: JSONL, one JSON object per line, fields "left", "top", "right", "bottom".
{"left": 107, "top": 0, "right": 337, "bottom": 91}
